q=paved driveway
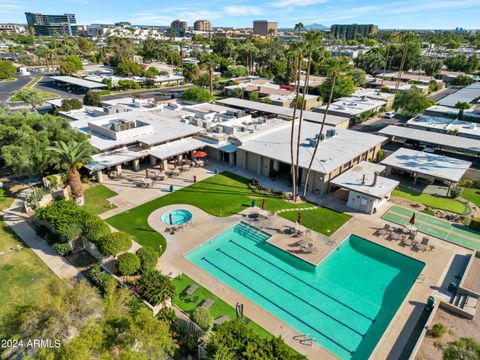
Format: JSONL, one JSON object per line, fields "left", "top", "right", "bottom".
{"left": 0, "top": 75, "right": 32, "bottom": 103}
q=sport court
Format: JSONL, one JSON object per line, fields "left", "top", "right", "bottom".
{"left": 383, "top": 205, "right": 480, "bottom": 250}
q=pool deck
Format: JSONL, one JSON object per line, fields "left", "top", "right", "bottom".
{"left": 141, "top": 201, "right": 473, "bottom": 360}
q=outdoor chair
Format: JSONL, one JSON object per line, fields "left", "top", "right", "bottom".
{"left": 214, "top": 315, "right": 231, "bottom": 326}
{"left": 201, "top": 298, "right": 215, "bottom": 309}
{"left": 414, "top": 237, "right": 429, "bottom": 252}
{"left": 301, "top": 246, "right": 319, "bottom": 254}
{"left": 185, "top": 284, "right": 199, "bottom": 296}
{"left": 378, "top": 224, "right": 391, "bottom": 236}
{"left": 400, "top": 237, "right": 413, "bottom": 247}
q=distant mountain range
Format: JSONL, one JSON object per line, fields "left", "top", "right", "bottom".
{"left": 304, "top": 23, "right": 329, "bottom": 30}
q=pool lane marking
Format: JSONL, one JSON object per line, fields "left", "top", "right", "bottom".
{"left": 200, "top": 255, "right": 356, "bottom": 356}
{"left": 214, "top": 247, "right": 367, "bottom": 338}
{"left": 228, "top": 239, "right": 377, "bottom": 322}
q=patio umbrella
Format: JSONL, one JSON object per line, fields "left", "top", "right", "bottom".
{"left": 409, "top": 213, "right": 416, "bottom": 225}
{"left": 297, "top": 212, "right": 302, "bottom": 225}
{"left": 169, "top": 213, "right": 173, "bottom": 226}
{"left": 261, "top": 199, "right": 266, "bottom": 210}
{"left": 145, "top": 169, "right": 149, "bottom": 178}
{"left": 159, "top": 163, "right": 163, "bottom": 171}
{"left": 192, "top": 151, "right": 208, "bottom": 158}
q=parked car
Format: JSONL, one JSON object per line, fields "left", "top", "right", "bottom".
{"left": 422, "top": 145, "right": 437, "bottom": 153}
{"left": 384, "top": 111, "right": 396, "bottom": 118}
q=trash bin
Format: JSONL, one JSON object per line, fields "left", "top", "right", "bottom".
{"left": 169, "top": 185, "right": 174, "bottom": 192}
{"left": 214, "top": 169, "right": 219, "bottom": 174}
{"left": 426, "top": 296, "right": 435, "bottom": 312}
{"left": 251, "top": 199, "right": 257, "bottom": 207}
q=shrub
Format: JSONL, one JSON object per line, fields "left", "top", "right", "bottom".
{"left": 158, "top": 307, "right": 176, "bottom": 326}
{"left": 181, "top": 87, "right": 213, "bottom": 103}
{"left": 136, "top": 270, "right": 175, "bottom": 305}
{"left": 431, "top": 323, "right": 446, "bottom": 338}
{"left": 97, "top": 232, "right": 132, "bottom": 257}
{"left": 52, "top": 242, "right": 72, "bottom": 256}
{"left": 0, "top": 189, "right": 5, "bottom": 201}
{"left": 191, "top": 307, "right": 213, "bottom": 332}
{"left": 376, "top": 149, "right": 384, "bottom": 162}
{"left": 59, "top": 98, "right": 83, "bottom": 111}
{"left": 83, "top": 217, "right": 111, "bottom": 243}
{"left": 36, "top": 200, "right": 89, "bottom": 236}
{"left": 89, "top": 265, "right": 117, "bottom": 293}
{"left": 59, "top": 222, "right": 83, "bottom": 242}
{"left": 450, "top": 186, "right": 462, "bottom": 199}
{"left": 117, "top": 253, "right": 140, "bottom": 276}
{"left": 83, "top": 91, "right": 101, "bottom": 106}
{"left": 136, "top": 247, "right": 158, "bottom": 273}
{"left": 470, "top": 217, "right": 480, "bottom": 231}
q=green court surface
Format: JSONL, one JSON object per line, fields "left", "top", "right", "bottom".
{"left": 383, "top": 205, "right": 480, "bottom": 250}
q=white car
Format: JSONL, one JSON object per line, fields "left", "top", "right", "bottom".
{"left": 384, "top": 111, "right": 396, "bottom": 119}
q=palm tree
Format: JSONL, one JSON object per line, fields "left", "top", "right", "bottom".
{"left": 48, "top": 140, "right": 94, "bottom": 206}
{"left": 302, "top": 60, "right": 344, "bottom": 198}
{"left": 395, "top": 32, "right": 415, "bottom": 91}
{"left": 294, "top": 31, "right": 321, "bottom": 198}
{"left": 455, "top": 101, "right": 470, "bottom": 120}
{"left": 288, "top": 41, "right": 305, "bottom": 201}
{"left": 201, "top": 54, "right": 219, "bottom": 96}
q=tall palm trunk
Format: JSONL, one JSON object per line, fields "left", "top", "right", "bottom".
{"left": 381, "top": 44, "right": 390, "bottom": 86}
{"left": 289, "top": 53, "right": 302, "bottom": 201}
{"left": 302, "top": 71, "right": 337, "bottom": 198}
{"left": 395, "top": 41, "right": 409, "bottom": 91}
{"left": 295, "top": 48, "right": 312, "bottom": 198}
{"left": 68, "top": 167, "right": 84, "bottom": 205}
{"left": 209, "top": 65, "right": 214, "bottom": 96}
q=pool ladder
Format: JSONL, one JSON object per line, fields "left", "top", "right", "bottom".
{"left": 293, "top": 334, "right": 315, "bottom": 346}
{"left": 417, "top": 274, "right": 425, "bottom": 283}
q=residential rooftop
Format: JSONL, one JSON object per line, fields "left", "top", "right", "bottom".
{"left": 380, "top": 147, "right": 472, "bottom": 183}
{"left": 238, "top": 121, "right": 386, "bottom": 175}
{"left": 437, "top": 82, "right": 480, "bottom": 107}
{"left": 330, "top": 162, "right": 399, "bottom": 199}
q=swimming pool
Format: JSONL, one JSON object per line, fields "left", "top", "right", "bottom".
{"left": 161, "top": 210, "right": 192, "bottom": 225}
{"left": 185, "top": 222, "right": 424, "bottom": 359}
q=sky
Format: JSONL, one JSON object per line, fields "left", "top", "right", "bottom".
{"left": 1, "top": 0, "right": 479, "bottom": 30}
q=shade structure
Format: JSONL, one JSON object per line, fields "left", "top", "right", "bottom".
{"left": 192, "top": 151, "right": 208, "bottom": 158}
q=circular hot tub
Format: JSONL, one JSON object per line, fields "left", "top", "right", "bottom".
{"left": 161, "top": 210, "right": 192, "bottom": 225}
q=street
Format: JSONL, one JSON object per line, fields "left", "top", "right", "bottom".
{"left": 0, "top": 75, "right": 33, "bottom": 103}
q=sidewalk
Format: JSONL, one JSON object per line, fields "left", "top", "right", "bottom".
{"left": 2, "top": 199, "right": 82, "bottom": 280}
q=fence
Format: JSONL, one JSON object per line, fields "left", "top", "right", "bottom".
{"left": 173, "top": 306, "right": 208, "bottom": 338}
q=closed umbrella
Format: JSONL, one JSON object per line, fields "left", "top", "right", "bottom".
{"left": 297, "top": 212, "right": 302, "bottom": 225}
{"left": 169, "top": 213, "right": 173, "bottom": 226}
{"left": 173, "top": 159, "right": 177, "bottom": 169}
{"left": 261, "top": 199, "right": 266, "bottom": 210}
{"left": 409, "top": 213, "right": 416, "bottom": 225}
{"left": 145, "top": 169, "right": 149, "bottom": 178}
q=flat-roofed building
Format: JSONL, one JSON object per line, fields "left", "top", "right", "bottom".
{"left": 315, "top": 96, "right": 387, "bottom": 120}
{"left": 253, "top": 20, "right": 277, "bottom": 36}
{"left": 194, "top": 20, "right": 212, "bottom": 31}
{"left": 407, "top": 115, "right": 480, "bottom": 140}
{"left": 237, "top": 121, "right": 386, "bottom": 195}
{"left": 381, "top": 148, "right": 471, "bottom": 192}
{"left": 331, "top": 24, "right": 378, "bottom": 40}
{"left": 25, "top": 12, "right": 77, "bottom": 36}
{"left": 436, "top": 82, "right": 480, "bottom": 108}
{"left": 171, "top": 19, "right": 188, "bottom": 36}
{"left": 330, "top": 162, "right": 399, "bottom": 214}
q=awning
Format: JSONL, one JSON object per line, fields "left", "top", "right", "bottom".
{"left": 148, "top": 138, "right": 206, "bottom": 160}
{"left": 85, "top": 149, "right": 147, "bottom": 172}
{"left": 206, "top": 142, "right": 238, "bottom": 153}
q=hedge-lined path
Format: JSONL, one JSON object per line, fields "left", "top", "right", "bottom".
{"left": 1, "top": 198, "right": 81, "bottom": 280}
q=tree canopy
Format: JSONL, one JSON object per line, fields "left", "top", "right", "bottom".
{"left": 0, "top": 111, "right": 88, "bottom": 175}
{"left": 0, "top": 60, "right": 16, "bottom": 80}
{"left": 393, "top": 87, "right": 435, "bottom": 117}
{"left": 181, "top": 86, "right": 213, "bottom": 103}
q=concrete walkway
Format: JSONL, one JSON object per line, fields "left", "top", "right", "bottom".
{"left": 1, "top": 199, "right": 82, "bottom": 280}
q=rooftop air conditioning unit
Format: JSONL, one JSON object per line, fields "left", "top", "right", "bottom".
{"left": 309, "top": 138, "right": 318, "bottom": 147}
{"left": 326, "top": 129, "right": 336, "bottom": 139}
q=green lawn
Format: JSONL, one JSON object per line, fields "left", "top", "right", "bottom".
{"left": 0, "top": 196, "right": 14, "bottom": 212}
{"left": 8, "top": 75, "right": 57, "bottom": 103}
{"left": 392, "top": 188, "right": 469, "bottom": 214}
{"left": 172, "top": 274, "right": 272, "bottom": 338}
{"left": 461, "top": 188, "right": 480, "bottom": 208}
{"left": 106, "top": 172, "right": 351, "bottom": 251}
{"left": 83, "top": 184, "right": 117, "bottom": 215}
{"left": 0, "top": 216, "right": 56, "bottom": 323}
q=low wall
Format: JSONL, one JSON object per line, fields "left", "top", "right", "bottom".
{"left": 407, "top": 304, "right": 439, "bottom": 360}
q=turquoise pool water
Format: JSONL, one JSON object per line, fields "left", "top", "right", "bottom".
{"left": 161, "top": 210, "right": 192, "bottom": 225}
{"left": 185, "top": 222, "right": 425, "bottom": 359}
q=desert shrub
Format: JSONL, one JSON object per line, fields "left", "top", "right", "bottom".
{"left": 449, "top": 186, "right": 462, "bottom": 199}
{"left": 191, "top": 307, "right": 213, "bottom": 332}
{"left": 431, "top": 323, "right": 446, "bottom": 338}
{"left": 89, "top": 265, "right": 117, "bottom": 293}
{"left": 117, "top": 253, "right": 140, "bottom": 276}
{"left": 58, "top": 222, "right": 83, "bottom": 242}
{"left": 97, "top": 232, "right": 132, "bottom": 257}
{"left": 158, "top": 307, "right": 176, "bottom": 326}
{"left": 83, "top": 217, "right": 111, "bottom": 243}
{"left": 136, "top": 270, "right": 175, "bottom": 305}
{"left": 136, "top": 247, "right": 158, "bottom": 273}
{"left": 52, "top": 242, "right": 72, "bottom": 256}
